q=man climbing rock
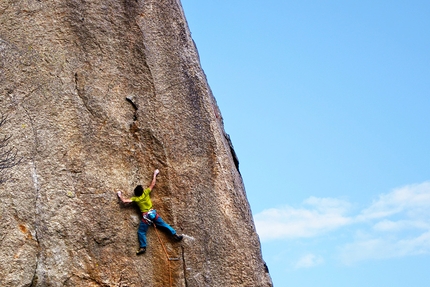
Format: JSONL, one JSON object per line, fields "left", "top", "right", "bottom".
{"left": 117, "top": 169, "right": 183, "bottom": 255}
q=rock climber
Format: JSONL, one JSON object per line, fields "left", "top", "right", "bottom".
{"left": 117, "top": 169, "right": 183, "bottom": 255}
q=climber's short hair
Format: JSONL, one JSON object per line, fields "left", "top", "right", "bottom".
{"left": 134, "top": 185, "right": 144, "bottom": 197}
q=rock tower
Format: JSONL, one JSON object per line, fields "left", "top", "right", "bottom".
{"left": 0, "top": 0, "right": 272, "bottom": 286}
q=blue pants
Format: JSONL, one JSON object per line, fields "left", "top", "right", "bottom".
{"left": 137, "top": 215, "right": 177, "bottom": 248}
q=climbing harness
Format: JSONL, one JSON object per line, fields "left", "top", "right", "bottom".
{"left": 142, "top": 209, "right": 158, "bottom": 224}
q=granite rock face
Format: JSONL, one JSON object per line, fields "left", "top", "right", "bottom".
{"left": 0, "top": 0, "right": 272, "bottom": 286}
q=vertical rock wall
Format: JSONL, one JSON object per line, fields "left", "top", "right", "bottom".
{"left": 0, "top": 0, "right": 272, "bottom": 286}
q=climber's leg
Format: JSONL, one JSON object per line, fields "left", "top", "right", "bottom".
{"left": 137, "top": 220, "right": 150, "bottom": 248}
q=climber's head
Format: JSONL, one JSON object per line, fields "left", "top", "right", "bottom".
{"left": 134, "top": 185, "right": 144, "bottom": 197}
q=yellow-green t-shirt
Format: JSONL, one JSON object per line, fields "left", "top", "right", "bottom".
{"left": 131, "top": 188, "right": 152, "bottom": 212}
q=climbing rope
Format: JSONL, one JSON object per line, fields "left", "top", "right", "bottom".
{"left": 153, "top": 224, "right": 173, "bottom": 287}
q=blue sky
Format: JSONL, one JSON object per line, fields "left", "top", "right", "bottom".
{"left": 181, "top": 1, "right": 430, "bottom": 286}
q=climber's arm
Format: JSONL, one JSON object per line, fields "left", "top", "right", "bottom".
{"left": 148, "top": 169, "right": 159, "bottom": 191}
{"left": 117, "top": 190, "right": 132, "bottom": 203}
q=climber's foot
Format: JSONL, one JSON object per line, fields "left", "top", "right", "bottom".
{"left": 136, "top": 247, "right": 146, "bottom": 255}
{"left": 172, "top": 234, "right": 183, "bottom": 242}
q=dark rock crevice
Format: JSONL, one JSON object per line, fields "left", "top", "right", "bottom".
{"left": 224, "top": 132, "right": 240, "bottom": 172}
{"left": 74, "top": 71, "right": 97, "bottom": 118}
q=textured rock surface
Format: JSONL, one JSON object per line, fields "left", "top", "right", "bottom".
{"left": 0, "top": 0, "right": 272, "bottom": 286}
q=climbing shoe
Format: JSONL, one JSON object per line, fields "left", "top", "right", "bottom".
{"left": 136, "top": 247, "right": 146, "bottom": 255}
{"left": 172, "top": 234, "right": 183, "bottom": 242}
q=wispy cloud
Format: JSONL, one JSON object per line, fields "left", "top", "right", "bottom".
{"left": 254, "top": 181, "right": 430, "bottom": 264}
{"left": 357, "top": 182, "right": 430, "bottom": 222}
{"left": 372, "top": 219, "right": 430, "bottom": 232}
{"left": 340, "top": 182, "right": 430, "bottom": 264}
{"left": 254, "top": 197, "right": 352, "bottom": 240}
{"left": 294, "top": 253, "right": 324, "bottom": 269}
{"left": 339, "top": 230, "right": 430, "bottom": 265}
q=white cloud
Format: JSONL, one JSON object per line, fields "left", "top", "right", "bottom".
{"left": 255, "top": 181, "right": 430, "bottom": 264}
{"left": 304, "top": 196, "right": 352, "bottom": 214}
{"left": 294, "top": 254, "right": 324, "bottom": 269}
{"left": 372, "top": 219, "right": 430, "bottom": 232}
{"left": 357, "top": 182, "right": 430, "bottom": 222}
{"left": 339, "top": 230, "right": 430, "bottom": 265}
{"left": 254, "top": 197, "right": 352, "bottom": 241}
